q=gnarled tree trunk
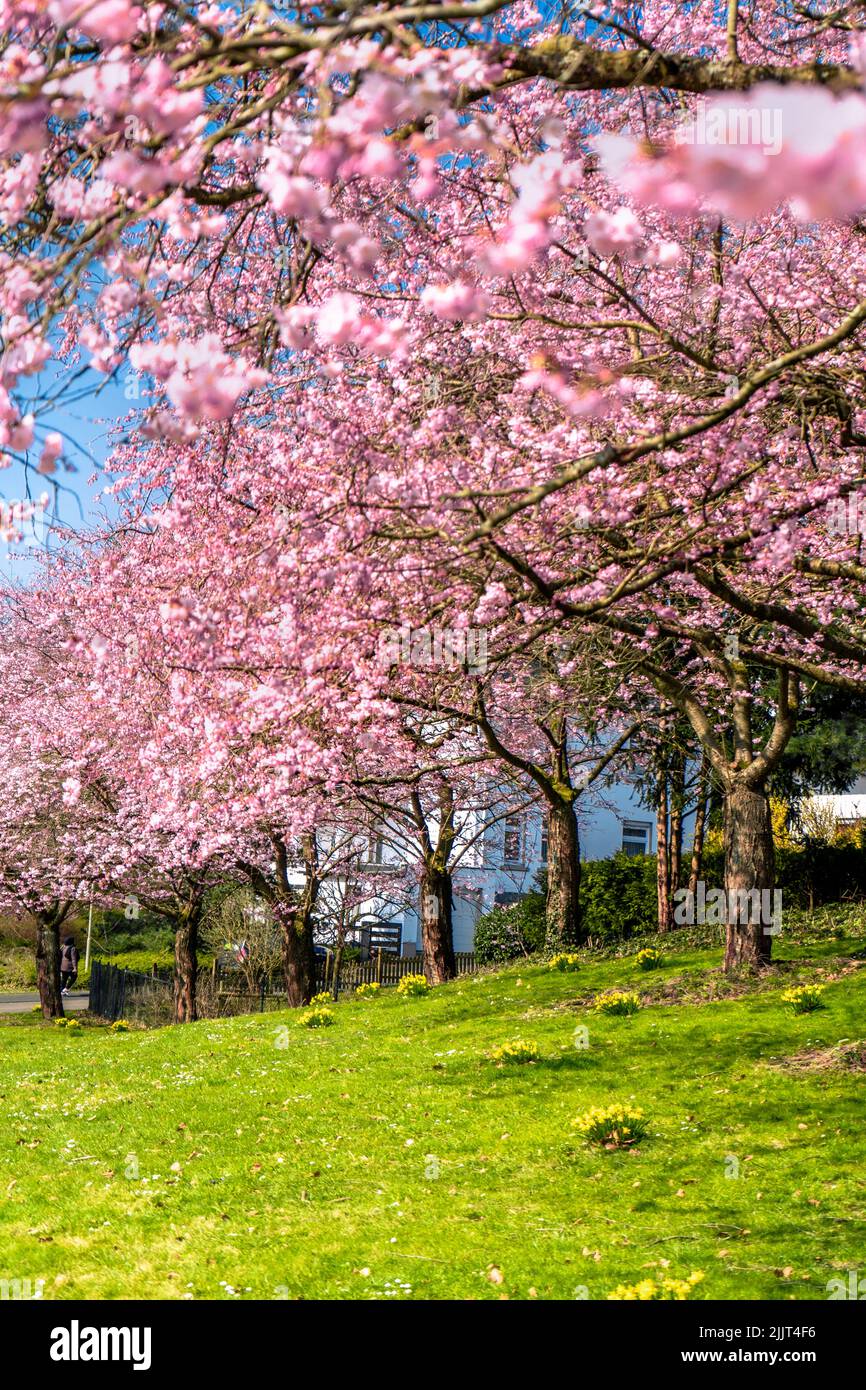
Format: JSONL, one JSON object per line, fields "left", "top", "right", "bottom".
{"left": 36, "top": 910, "right": 64, "bottom": 1019}
{"left": 545, "top": 799, "right": 581, "bottom": 948}
{"left": 723, "top": 781, "right": 775, "bottom": 971}
{"left": 239, "top": 833, "right": 320, "bottom": 1007}
{"left": 420, "top": 861, "right": 456, "bottom": 983}
{"left": 656, "top": 779, "right": 672, "bottom": 933}
{"left": 174, "top": 903, "right": 200, "bottom": 1023}
{"left": 280, "top": 897, "right": 319, "bottom": 1007}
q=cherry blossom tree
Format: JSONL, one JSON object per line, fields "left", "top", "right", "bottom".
{"left": 6, "top": 1, "right": 866, "bottom": 981}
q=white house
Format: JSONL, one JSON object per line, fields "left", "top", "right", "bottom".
{"left": 318, "top": 776, "right": 697, "bottom": 956}
{"left": 807, "top": 774, "right": 866, "bottom": 826}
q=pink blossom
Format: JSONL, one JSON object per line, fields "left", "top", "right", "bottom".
{"left": 421, "top": 282, "right": 490, "bottom": 322}
{"left": 129, "top": 59, "right": 203, "bottom": 135}
{"left": 584, "top": 207, "right": 644, "bottom": 259}
{"left": 50, "top": 175, "right": 116, "bottom": 220}
{"left": 481, "top": 218, "right": 551, "bottom": 275}
{"left": 330, "top": 223, "right": 380, "bottom": 273}
{"left": 164, "top": 337, "right": 269, "bottom": 421}
{"left": 257, "top": 153, "right": 327, "bottom": 220}
{"left": 316, "top": 293, "right": 363, "bottom": 346}
{"left": 474, "top": 582, "right": 511, "bottom": 625}
{"left": 102, "top": 151, "right": 176, "bottom": 195}
{"left": 274, "top": 305, "right": 316, "bottom": 351}
{"left": 0, "top": 411, "right": 34, "bottom": 450}
{"left": 62, "top": 776, "right": 82, "bottom": 806}
{"left": 50, "top": 1, "right": 142, "bottom": 45}
{"left": 38, "top": 432, "right": 63, "bottom": 473}
{"left": 600, "top": 86, "right": 866, "bottom": 223}
{"left": 358, "top": 139, "right": 402, "bottom": 179}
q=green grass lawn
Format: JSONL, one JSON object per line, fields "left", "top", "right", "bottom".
{"left": 1, "top": 934, "right": 864, "bottom": 1301}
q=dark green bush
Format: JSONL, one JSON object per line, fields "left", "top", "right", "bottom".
{"left": 472, "top": 839, "right": 866, "bottom": 957}
{"left": 511, "top": 882, "right": 547, "bottom": 953}
{"left": 699, "top": 840, "right": 866, "bottom": 909}
{"left": 579, "top": 854, "right": 658, "bottom": 941}
{"left": 473, "top": 871, "right": 548, "bottom": 963}
{"left": 473, "top": 908, "right": 527, "bottom": 964}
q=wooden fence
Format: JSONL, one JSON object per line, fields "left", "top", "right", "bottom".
{"left": 89, "top": 952, "right": 479, "bottom": 1024}
{"left": 325, "top": 951, "right": 477, "bottom": 997}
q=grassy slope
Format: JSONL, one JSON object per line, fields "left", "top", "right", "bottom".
{"left": 1, "top": 936, "right": 864, "bottom": 1301}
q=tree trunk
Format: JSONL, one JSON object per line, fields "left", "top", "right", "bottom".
{"left": 670, "top": 754, "right": 685, "bottom": 893}
{"left": 173, "top": 906, "right": 200, "bottom": 1024}
{"left": 277, "top": 899, "right": 318, "bottom": 1007}
{"left": 687, "top": 753, "right": 710, "bottom": 897}
{"left": 545, "top": 799, "right": 582, "bottom": 947}
{"left": 36, "top": 913, "right": 64, "bottom": 1019}
{"left": 656, "top": 779, "right": 671, "bottom": 933}
{"left": 420, "top": 862, "right": 456, "bottom": 983}
{"left": 723, "top": 781, "right": 775, "bottom": 972}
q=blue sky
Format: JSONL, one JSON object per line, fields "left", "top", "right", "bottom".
{"left": 1, "top": 369, "right": 129, "bottom": 584}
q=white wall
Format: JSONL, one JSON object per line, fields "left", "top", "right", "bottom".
{"left": 392, "top": 780, "right": 699, "bottom": 952}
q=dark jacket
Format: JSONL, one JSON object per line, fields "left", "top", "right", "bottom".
{"left": 60, "top": 940, "right": 79, "bottom": 974}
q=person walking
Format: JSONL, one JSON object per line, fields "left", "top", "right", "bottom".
{"left": 60, "top": 936, "right": 79, "bottom": 995}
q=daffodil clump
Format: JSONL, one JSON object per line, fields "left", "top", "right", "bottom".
{"left": 309, "top": 991, "right": 334, "bottom": 1007}
{"left": 608, "top": 1271, "right": 704, "bottom": 1301}
{"left": 781, "top": 984, "right": 825, "bottom": 1014}
{"left": 54, "top": 1016, "right": 82, "bottom": 1033}
{"left": 635, "top": 947, "right": 664, "bottom": 971}
{"left": 300, "top": 1005, "right": 335, "bottom": 1028}
{"left": 354, "top": 982, "right": 381, "bottom": 1000}
{"left": 574, "top": 1104, "right": 648, "bottom": 1148}
{"left": 110, "top": 1019, "right": 129, "bottom": 1033}
{"left": 396, "top": 973, "right": 430, "bottom": 998}
{"left": 594, "top": 990, "right": 641, "bottom": 1016}
{"left": 549, "top": 953, "right": 580, "bottom": 973}
{"left": 489, "top": 1039, "right": 540, "bottom": 1065}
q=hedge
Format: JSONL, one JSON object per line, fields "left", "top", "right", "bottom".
{"left": 472, "top": 839, "right": 866, "bottom": 955}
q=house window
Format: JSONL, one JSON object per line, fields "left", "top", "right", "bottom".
{"left": 495, "top": 891, "right": 523, "bottom": 908}
{"left": 621, "top": 819, "right": 652, "bottom": 857}
{"left": 503, "top": 814, "right": 524, "bottom": 864}
{"left": 364, "top": 831, "right": 386, "bottom": 865}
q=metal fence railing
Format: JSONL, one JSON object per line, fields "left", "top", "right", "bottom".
{"left": 88, "top": 960, "right": 173, "bottom": 1023}
{"left": 89, "top": 952, "right": 479, "bottom": 1024}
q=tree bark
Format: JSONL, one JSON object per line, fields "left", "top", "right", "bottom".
{"left": 669, "top": 753, "right": 685, "bottom": 893}
{"left": 35, "top": 911, "right": 64, "bottom": 1019}
{"left": 687, "top": 753, "right": 710, "bottom": 897}
{"left": 723, "top": 781, "right": 775, "bottom": 971}
{"left": 239, "top": 834, "right": 320, "bottom": 1007}
{"left": 420, "top": 862, "right": 457, "bottom": 983}
{"left": 656, "top": 778, "right": 672, "bottom": 933}
{"left": 545, "top": 798, "right": 582, "bottom": 948}
{"left": 280, "top": 898, "right": 318, "bottom": 1006}
{"left": 173, "top": 904, "right": 200, "bottom": 1024}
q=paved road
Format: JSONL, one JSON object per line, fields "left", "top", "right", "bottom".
{"left": 0, "top": 992, "right": 89, "bottom": 1014}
